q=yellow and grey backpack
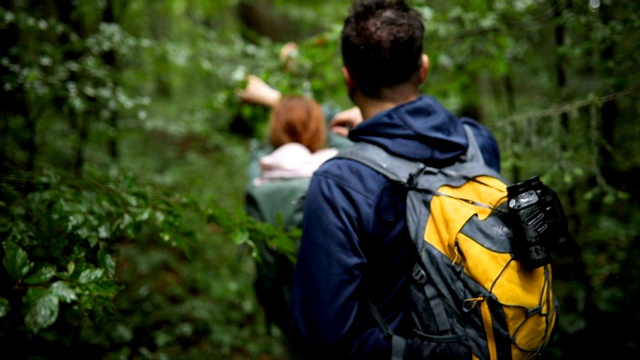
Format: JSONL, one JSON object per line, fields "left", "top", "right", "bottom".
{"left": 337, "top": 125, "right": 567, "bottom": 360}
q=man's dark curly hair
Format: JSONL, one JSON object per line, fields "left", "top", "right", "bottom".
{"left": 341, "top": 0, "right": 424, "bottom": 98}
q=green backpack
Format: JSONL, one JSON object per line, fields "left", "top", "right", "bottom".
{"left": 245, "top": 178, "right": 309, "bottom": 341}
{"left": 337, "top": 125, "right": 570, "bottom": 360}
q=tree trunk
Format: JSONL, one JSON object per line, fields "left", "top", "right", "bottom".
{"left": 103, "top": 0, "right": 119, "bottom": 160}
{"left": 0, "top": 0, "right": 34, "bottom": 172}
{"left": 598, "top": 4, "right": 616, "bottom": 173}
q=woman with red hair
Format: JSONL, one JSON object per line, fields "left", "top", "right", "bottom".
{"left": 254, "top": 93, "right": 338, "bottom": 185}
{"left": 237, "top": 74, "right": 348, "bottom": 359}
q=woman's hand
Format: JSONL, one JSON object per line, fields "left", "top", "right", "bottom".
{"left": 236, "top": 74, "right": 282, "bottom": 108}
{"left": 329, "top": 106, "right": 363, "bottom": 137}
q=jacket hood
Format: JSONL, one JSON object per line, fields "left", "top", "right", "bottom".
{"left": 348, "top": 95, "right": 468, "bottom": 164}
{"left": 254, "top": 143, "right": 338, "bottom": 185}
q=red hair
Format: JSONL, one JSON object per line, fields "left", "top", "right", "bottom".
{"left": 269, "top": 95, "right": 327, "bottom": 153}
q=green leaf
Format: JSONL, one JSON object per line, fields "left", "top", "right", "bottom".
{"left": 160, "top": 230, "right": 171, "bottom": 241}
{"left": 136, "top": 207, "right": 152, "bottom": 222}
{"left": 24, "top": 288, "right": 59, "bottom": 333}
{"left": 51, "top": 281, "right": 78, "bottom": 303}
{"left": 98, "top": 224, "right": 110, "bottom": 239}
{"left": 98, "top": 248, "right": 116, "bottom": 277}
{"left": 232, "top": 229, "right": 250, "bottom": 246}
{"left": 3, "top": 243, "right": 32, "bottom": 281}
{"left": 88, "top": 280, "right": 122, "bottom": 295}
{"left": 66, "top": 213, "right": 85, "bottom": 231}
{"left": 0, "top": 296, "right": 10, "bottom": 318}
{"left": 24, "top": 262, "right": 57, "bottom": 285}
{"left": 78, "top": 268, "right": 104, "bottom": 284}
{"left": 57, "top": 260, "right": 75, "bottom": 280}
{"left": 154, "top": 330, "right": 174, "bottom": 347}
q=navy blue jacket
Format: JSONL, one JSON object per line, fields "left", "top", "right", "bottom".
{"left": 289, "top": 95, "right": 500, "bottom": 359}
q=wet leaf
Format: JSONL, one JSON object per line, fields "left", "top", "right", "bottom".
{"left": 51, "top": 281, "right": 78, "bottom": 303}
{"left": 98, "top": 248, "right": 116, "bottom": 277}
{"left": 24, "top": 263, "right": 57, "bottom": 285}
{"left": 24, "top": 288, "right": 59, "bottom": 333}
{"left": 0, "top": 296, "right": 10, "bottom": 318}
{"left": 3, "top": 243, "right": 32, "bottom": 281}
{"left": 78, "top": 268, "right": 104, "bottom": 284}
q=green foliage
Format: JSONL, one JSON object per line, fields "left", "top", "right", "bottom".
{"left": 0, "top": 165, "right": 299, "bottom": 358}
{"left": 0, "top": 171, "right": 183, "bottom": 330}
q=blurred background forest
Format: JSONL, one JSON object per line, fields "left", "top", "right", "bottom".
{"left": 1, "top": 0, "right": 639, "bottom": 359}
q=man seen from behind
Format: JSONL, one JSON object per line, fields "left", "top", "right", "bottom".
{"left": 290, "top": 0, "right": 501, "bottom": 359}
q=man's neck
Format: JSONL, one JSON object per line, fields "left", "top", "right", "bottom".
{"left": 356, "top": 93, "right": 420, "bottom": 120}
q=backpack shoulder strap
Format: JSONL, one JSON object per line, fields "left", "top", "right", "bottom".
{"left": 461, "top": 124, "right": 485, "bottom": 165}
{"left": 335, "top": 142, "right": 424, "bottom": 185}
{"left": 335, "top": 124, "right": 483, "bottom": 183}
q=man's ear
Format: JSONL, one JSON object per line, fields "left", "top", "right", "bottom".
{"left": 419, "top": 54, "right": 429, "bottom": 83}
{"left": 342, "top": 66, "right": 358, "bottom": 100}
{"left": 342, "top": 66, "right": 353, "bottom": 90}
